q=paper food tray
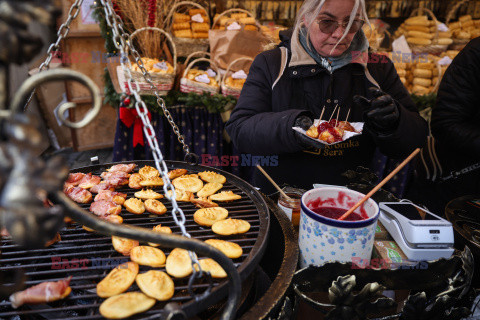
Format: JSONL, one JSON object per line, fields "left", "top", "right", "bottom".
{"left": 292, "top": 120, "right": 364, "bottom": 146}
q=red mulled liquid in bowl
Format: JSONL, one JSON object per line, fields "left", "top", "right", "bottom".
{"left": 307, "top": 195, "right": 369, "bottom": 221}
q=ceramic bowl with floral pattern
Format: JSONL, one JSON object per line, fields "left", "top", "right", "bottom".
{"left": 299, "top": 187, "right": 379, "bottom": 268}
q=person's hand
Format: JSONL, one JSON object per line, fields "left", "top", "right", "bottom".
{"left": 353, "top": 87, "right": 400, "bottom": 133}
{"left": 294, "top": 115, "right": 326, "bottom": 150}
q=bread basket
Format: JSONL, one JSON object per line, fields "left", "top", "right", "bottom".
{"left": 406, "top": 8, "right": 449, "bottom": 55}
{"left": 166, "top": 1, "right": 210, "bottom": 57}
{"left": 180, "top": 53, "right": 221, "bottom": 95}
{"left": 221, "top": 56, "right": 253, "bottom": 98}
{"left": 118, "top": 27, "right": 177, "bottom": 96}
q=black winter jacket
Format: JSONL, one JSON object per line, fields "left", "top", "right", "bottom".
{"left": 226, "top": 29, "right": 428, "bottom": 193}
{"left": 432, "top": 37, "right": 480, "bottom": 172}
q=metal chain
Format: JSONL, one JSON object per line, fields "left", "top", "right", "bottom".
{"left": 98, "top": 0, "right": 205, "bottom": 284}
{"left": 23, "top": 0, "right": 84, "bottom": 111}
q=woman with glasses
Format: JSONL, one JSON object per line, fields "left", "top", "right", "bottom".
{"left": 226, "top": 0, "right": 428, "bottom": 193}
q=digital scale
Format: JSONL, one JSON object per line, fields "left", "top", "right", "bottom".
{"left": 379, "top": 202, "right": 454, "bottom": 261}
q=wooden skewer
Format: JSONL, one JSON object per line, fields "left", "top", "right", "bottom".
{"left": 345, "top": 108, "right": 351, "bottom": 122}
{"left": 256, "top": 164, "right": 292, "bottom": 200}
{"left": 319, "top": 106, "right": 326, "bottom": 122}
{"left": 328, "top": 104, "right": 338, "bottom": 122}
{"left": 335, "top": 107, "right": 341, "bottom": 127}
{"left": 338, "top": 148, "right": 421, "bottom": 221}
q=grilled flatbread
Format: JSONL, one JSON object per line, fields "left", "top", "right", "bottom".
{"left": 198, "top": 171, "right": 226, "bottom": 184}
{"left": 194, "top": 207, "right": 228, "bottom": 227}
{"left": 166, "top": 189, "right": 194, "bottom": 201}
{"left": 165, "top": 248, "right": 193, "bottom": 278}
{"left": 197, "top": 182, "right": 223, "bottom": 197}
{"left": 148, "top": 224, "right": 172, "bottom": 247}
{"left": 134, "top": 189, "right": 164, "bottom": 200}
{"left": 168, "top": 169, "right": 187, "bottom": 180}
{"left": 112, "top": 236, "right": 139, "bottom": 256}
{"left": 139, "top": 177, "right": 164, "bottom": 187}
{"left": 191, "top": 197, "right": 218, "bottom": 208}
{"left": 195, "top": 259, "right": 227, "bottom": 278}
{"left": 130, "top": 246, "right": 166, "bottom": 267}
{"left": 97, "top": 262, "right": 139, "bottom": 298}
{"left": 172, "top": 176, "right": 203, "bottom": 192}
{"left": 136, "top": 271, "right": 174, "bottom": 301}
{"left": 128, "top": 173, "right": 143, "bottom": 189}
{"left": 99, "top": 292, "right": 156, "bottom": 319}
{"left": 139, "top": 165, "right": 159, "bottom": 179}
{"left": 205, "top": 239, "right": 243, "bottom": 259}
{"left": 212, "top": 218, "right": 250, "bottom": 235}
{"left": 144, "top": 199, "right": 167, "bottom": 215}
{"left": 209, "top": 191, "right": 241, "bottom": 202}
{"left": 124, "top": 198, "right": 145, "bottom": 214}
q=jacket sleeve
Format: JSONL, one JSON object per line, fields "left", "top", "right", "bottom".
{"left": 431, "top": 42, "right": 480, "bottom": 158}
{"left": 367, "top": 56, "right": 429, "bottom": 158}
{"left": 225, "top": 52, "right": 306, "bottom": 155}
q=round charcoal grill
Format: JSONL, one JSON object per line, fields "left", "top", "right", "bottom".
{"left": 0, "top": 160, "right": 270, "bottom": 319}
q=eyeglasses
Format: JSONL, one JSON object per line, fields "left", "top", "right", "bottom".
{"left": 316, "top": 19, "right": 365, "bottom": 34}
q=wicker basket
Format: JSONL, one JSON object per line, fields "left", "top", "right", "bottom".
{"left": 446, "top": 0, "right": 472, "bottom": 50}
{"left": 120, "top": 27, "right": 177, "bottom": 96}
{"left": 407, "top": 8, "right": 449, "bottom": 55}
{"left": 180, "top": 56, "right": 220, "bottom": 95}
{"left": 221, "top": 56, "right": 253, "bottom": 98}
{"left": 166, "top": 1, "right": 210, "bottom": 57}
{"left": 212, "top": 8, "right": 256, "bottom": 30}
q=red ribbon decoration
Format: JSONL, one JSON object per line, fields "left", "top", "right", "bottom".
{"left": 119, "top": 107, "right": 152, "bottom": 147}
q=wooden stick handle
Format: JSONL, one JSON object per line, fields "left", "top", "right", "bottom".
{"left": 338, "top": 148, "right": 421, "bottom": 221}
{"left": 256, "top": 164, "right": 292, "bottom": 200}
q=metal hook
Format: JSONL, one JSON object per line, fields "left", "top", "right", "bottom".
{"left": 9, "top": 68, "right": 102, "bottom": 129}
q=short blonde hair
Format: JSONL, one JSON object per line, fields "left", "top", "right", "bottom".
{"left": 294, "top": 0, "right": 370, "bottom": 55}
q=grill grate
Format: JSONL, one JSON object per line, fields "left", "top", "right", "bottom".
{"left": 0, "top": 160, "right": 269, "bottom": 319}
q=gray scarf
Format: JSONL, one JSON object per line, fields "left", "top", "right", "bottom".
{"left": 299, "top": 27, "right": 369, "bottom": 73}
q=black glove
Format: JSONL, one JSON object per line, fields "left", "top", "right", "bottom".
{"left": 294, "top": 115, "right": 326, "bottom": 150}
{"left": 353, "top": 87, "right": 400, "bottom": 134}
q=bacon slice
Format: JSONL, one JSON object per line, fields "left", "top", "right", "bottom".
{"left": 64, "top": 185, "right": 93, "bottom": 204}
{"left": 66, "top": 173, "right": 86, "bottom": 186}
{"left": 78, "top": 173, "right": 102, "bottom": 189}
{"left": 90, "top": 182, "right": 116, "bottom": 194}
{"left": 10, "top": 277, "right": 72, "bottom": 308}
{"left": 94, "top": 190, "right": 127, "bottom": 205}
{"left": 106, "top": 163, "right": 136, "bottom": 173}
{"left": 90, "top": 200, "right": 122, "bottom": 217}
{"left": 100, "top": 171, "right": 130, "bottom": 180}
{"left": 103, "top": 177, "right": 129, "bottom": 188}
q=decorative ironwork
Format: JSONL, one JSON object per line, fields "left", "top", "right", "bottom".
{"left": 292, "top": 247, "right": 475, "bottom": 320}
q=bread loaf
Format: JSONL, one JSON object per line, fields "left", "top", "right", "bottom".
{"left": 192, "top": 32, "right": 209, "bottom": 38}
{"left": 191, "top": 22, "right": 209, "bottom": 32}
{"left": 404, "top": 25, "right": 431, "bottom": 33}
{"left": 172, "top": 22, "right": 190, "bottom": 30}
{"left": 396, "top": 68, "right": 406, "bottom": 77}
{"left": 434, "top": 38, "right": 453, "bottom": 45}
{"left": 459, "top": 15, "right": 472, "bottom": 22}
{"left": 230, "top": 13, "right": 248, "bottom": 19}
{"left": 413, "top": 78, "right": 432, "bottom": 87}
{"left": 413, "top": 68, "right": 432, "bottom": 78}
{"left": 407, "top": 30, "right": 434, "bottom": 39}
{"left": 173, "top": 29, "right": 193, "bottom": 38}
{"left": 407, "top": 37, "right": 432, "bottom": 45}
{"left": 412, "top": 84, "right": 430, "bottom": 95}
{"left": 461, "top": 20, "right": 474, "bottom": 29}
{"left": 239, "top": 17, "right": 256, "bottom": 25}
{"left": 173, "top": 13, "right": 190, "bottom": 23}
{"left": 189, "top": 8, "right": 206, "bottom": 16}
